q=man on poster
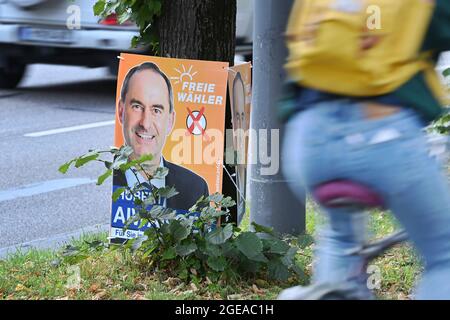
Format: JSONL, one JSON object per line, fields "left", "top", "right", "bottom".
{"left": 228, "top": 62, "right": 252, "bottom": 225}
{"left": 113, "top": 62, "right": 209, "bottom": 210}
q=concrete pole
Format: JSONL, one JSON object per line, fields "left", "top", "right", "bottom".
{"left": 248, "top": 0, "right": 305, "bottom": 235}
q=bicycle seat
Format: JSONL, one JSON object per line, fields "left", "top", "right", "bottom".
{"left": 313, "top": 180, "right": 384, "bottom": 209}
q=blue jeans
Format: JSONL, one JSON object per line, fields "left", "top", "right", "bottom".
{"left": 282, "top": 99, "right": 450, "bottom": 299}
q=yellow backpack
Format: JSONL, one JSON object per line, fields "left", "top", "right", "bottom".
{"left": 285, "top": 0, "right": 440, "bottom": 97}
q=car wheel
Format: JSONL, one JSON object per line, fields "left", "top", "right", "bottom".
{"left": 108, "top": 61, "right": 119, "bottom": 77}
{"left": 0, "top": 59, "right": 26, "bottom": 89}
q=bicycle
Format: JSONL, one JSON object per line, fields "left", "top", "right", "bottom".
{"left": 278, "top": 179, "right": 408, "bottom": 300}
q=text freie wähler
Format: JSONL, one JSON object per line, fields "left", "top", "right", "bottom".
{"left": 177, "top": 82, "right": 223, "bottom": 105}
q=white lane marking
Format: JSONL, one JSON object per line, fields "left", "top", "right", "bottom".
{"left": 0, "top": 178, "right": 96, "bottom": 203}
{"left": 24, "top": 120, "right": 115, "bottom": 137}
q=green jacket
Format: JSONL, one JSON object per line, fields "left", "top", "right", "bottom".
{"left": 393, "top": 0, "right": 450, "bottom": 122}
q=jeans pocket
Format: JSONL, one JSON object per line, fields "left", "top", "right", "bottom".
{"left": 358, "top": 132, "right": 432, "bottom": 194}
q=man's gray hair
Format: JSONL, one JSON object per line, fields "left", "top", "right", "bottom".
{"left": 120, "top": 62, "right": 174, "bottom": 113}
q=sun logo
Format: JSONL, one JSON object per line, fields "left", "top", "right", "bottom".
{"left": 171, "top": 64, "right": 198, "bottom": 85}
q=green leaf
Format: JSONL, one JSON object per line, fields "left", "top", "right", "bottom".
{"left": 62, "top": 253, "right": 89, "bottom": 265}
{"left": 124, "top": 213, "right": 142, "bottom": 229}
{"left": 97, "top": 169, "right": 112, "bottom": 185}
{"left": 190, "top": 195, "right": 207, "bottom": 212}
{"left": 177, "top": 267, "right": 189, "bottom": 280}
{"left": 251, "top": 222, "right": 275, "bottom": 236}
{"left": 75, "top": 153, "right": 99, "bottom": 168}
{"left": 250, "top": 252, "right": 269, "bottom": 263}
{"left": 297, "top": 234, "right": 314, "bottom": 248}
{"left": 149, "top": 206, "right": 176, "bottom": 221}
{"left": 104, "top": 1, "right": 121, "bottom": 16}
{"left": 235, "top": 232, "right": 263, "bottom": 260}
{"left": 211, "top": 210, "right": 228, "bottom": 218}
{"left": 443, "top": 68, "right": 450, "bottom": 78}
{"left": 110, "top": 146, "right": 120, "bottom": 155}
{"left": 130, "top": 236, "right": 147, "bottom": 252}
{"left": 112, "top": 187, "right": 127, "bottom": 202}
{"left": 169, "top": 220, "right": 191, "bottom": 243}
{"left": 201, "top": 206, "right": 226, "bottom": 218}
{"left": 119, "top": 154, "right": 153, "bottom": 172}
{"left": 239, "top": 258, "right": 261, "bottom": 273}
{"left": 159, "top": 223, "right": 171, "bottom": 236}
{"left": 179, "top": 217, "right": 195, "bottom": 229}
{"left": 206, "top": 223, "right": 233, "bottom": 245}
{"left": 265, "top": 238, "right": 290, "bottom": 255}
{"left": 158, "top": 210, "right": 177, "bottom": 222}
{"left": 207, "top": 256, "right": 227, "bottom": 272}
{"left": 148, "top": 205, "right": 163, "bottom": 218}
{"left": 121, "top": 145, "right": 134, "bottom": 157}
{"left": 58, "top": 160, "right": 74, "bottom": 174}
{"left": 220, "top": 241, "right": 239, "bottom": 257}
{"left": 186, "top": 256, "right": 201, "bottom": 270}
{"left": 199, "top": 242, "right": 222, "bottom": 258}
{"left": 161, "top": 247, "right": 176, "bottom": 261}
{"left": 113, "top": 155, "right": 130, "bottom": 171}
{"left": 268, "top": 259, "right": 290, "bottom": 281}
{"left": 281, "top": 247, "right": 298, "bottom": 267}
{"left": 131, "top": 35, "right": 141, "bottom": 48}
{"left": 153, "top": 167, "right": 169, "bottom": 179}
{"left": 112, "top": 146, "right": 133, "bottom": 170}
{"left": 142, "top": 194, "right": 157, "bottom": 207}
{"left": 85, "top": 240, "right": 105, "bottom": 249}
{"left": 118, "top": 11, "right": 131, "bottom": 24}
{"left": 61, "top": 245, "right": 90, "bottom": 265}
{"left": 208, "top": 193, "right": 223, "bottom": 203}
{"left": 61, "top": 245, "right": 78, "bottom": 256}
{"left": 138, "top": 218, "right": 148, "bottom": 229}
{"left": 93, "top": 0, "right": 106, "bottom": 16}
{"left": 175, "top": 243, "right": 197, "bottom": 257}
{"left": 158, "top": 186, "right": 179, "bottom": 199}
{"left": 142, "top": 244, "right": 158, "bottom": 259}
{"left": 153, "top": 0, "right": 162, "bottom": 15}
{"left": 220, "top": 197, "right": 236, "bottom": 208}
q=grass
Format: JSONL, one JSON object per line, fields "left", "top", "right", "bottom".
{"left": 368, "top": 210, "right": 422, "bottom": 300}
{"left": 0, "top": 242, "right": 286, "bottom": 300}
{"left": 0, "top": 201, "right": 423, "bottom": 300}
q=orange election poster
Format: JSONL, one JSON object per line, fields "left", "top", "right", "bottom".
{"left": 111, "top": 53, "right": 229, "bottom": 241}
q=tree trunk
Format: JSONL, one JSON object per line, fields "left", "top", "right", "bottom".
{"left": 157, "top": 0, "right": 236, "bottom": 65}
{"left": 156, "top": 0, "right": 238, "bottom": 222}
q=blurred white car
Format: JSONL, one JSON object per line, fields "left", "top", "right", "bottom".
{"left": 0, "top": 0, "right": 253, "bottom": 88}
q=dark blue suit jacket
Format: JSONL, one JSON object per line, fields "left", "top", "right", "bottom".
{"left": 112, "top": 160, "right": 210, "bottom": 211}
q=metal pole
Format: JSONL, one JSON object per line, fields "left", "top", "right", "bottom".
{"left": 248, "top": 0, "right": 305, "bottom": 235}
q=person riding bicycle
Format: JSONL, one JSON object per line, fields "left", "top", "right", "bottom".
{"left": 278, "top": 0, "right": 450, "bottom": 299}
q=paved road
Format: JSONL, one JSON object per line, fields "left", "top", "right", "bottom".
{"left": 0, "top": 64, "right": 118, "bottom": 256}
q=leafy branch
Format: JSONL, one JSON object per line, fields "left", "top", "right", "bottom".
{"left": 93, "top": 0, "right": 164, "bottom": 52}
{"left": 431, "top": 112, "right": 450, "bottom": 135}
{"left": 59, "top": 146, "right": 304, "bottom": 285}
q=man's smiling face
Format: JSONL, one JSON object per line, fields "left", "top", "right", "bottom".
{"left": 119, "top": 69, "right": 175, "bottom": 163}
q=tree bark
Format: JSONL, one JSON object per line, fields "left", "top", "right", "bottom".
{"left": 156, "top": 0, "right": 238, "bottom": 222}
{"left": 157, "top": 0, "right": 236, "bottom": 65}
